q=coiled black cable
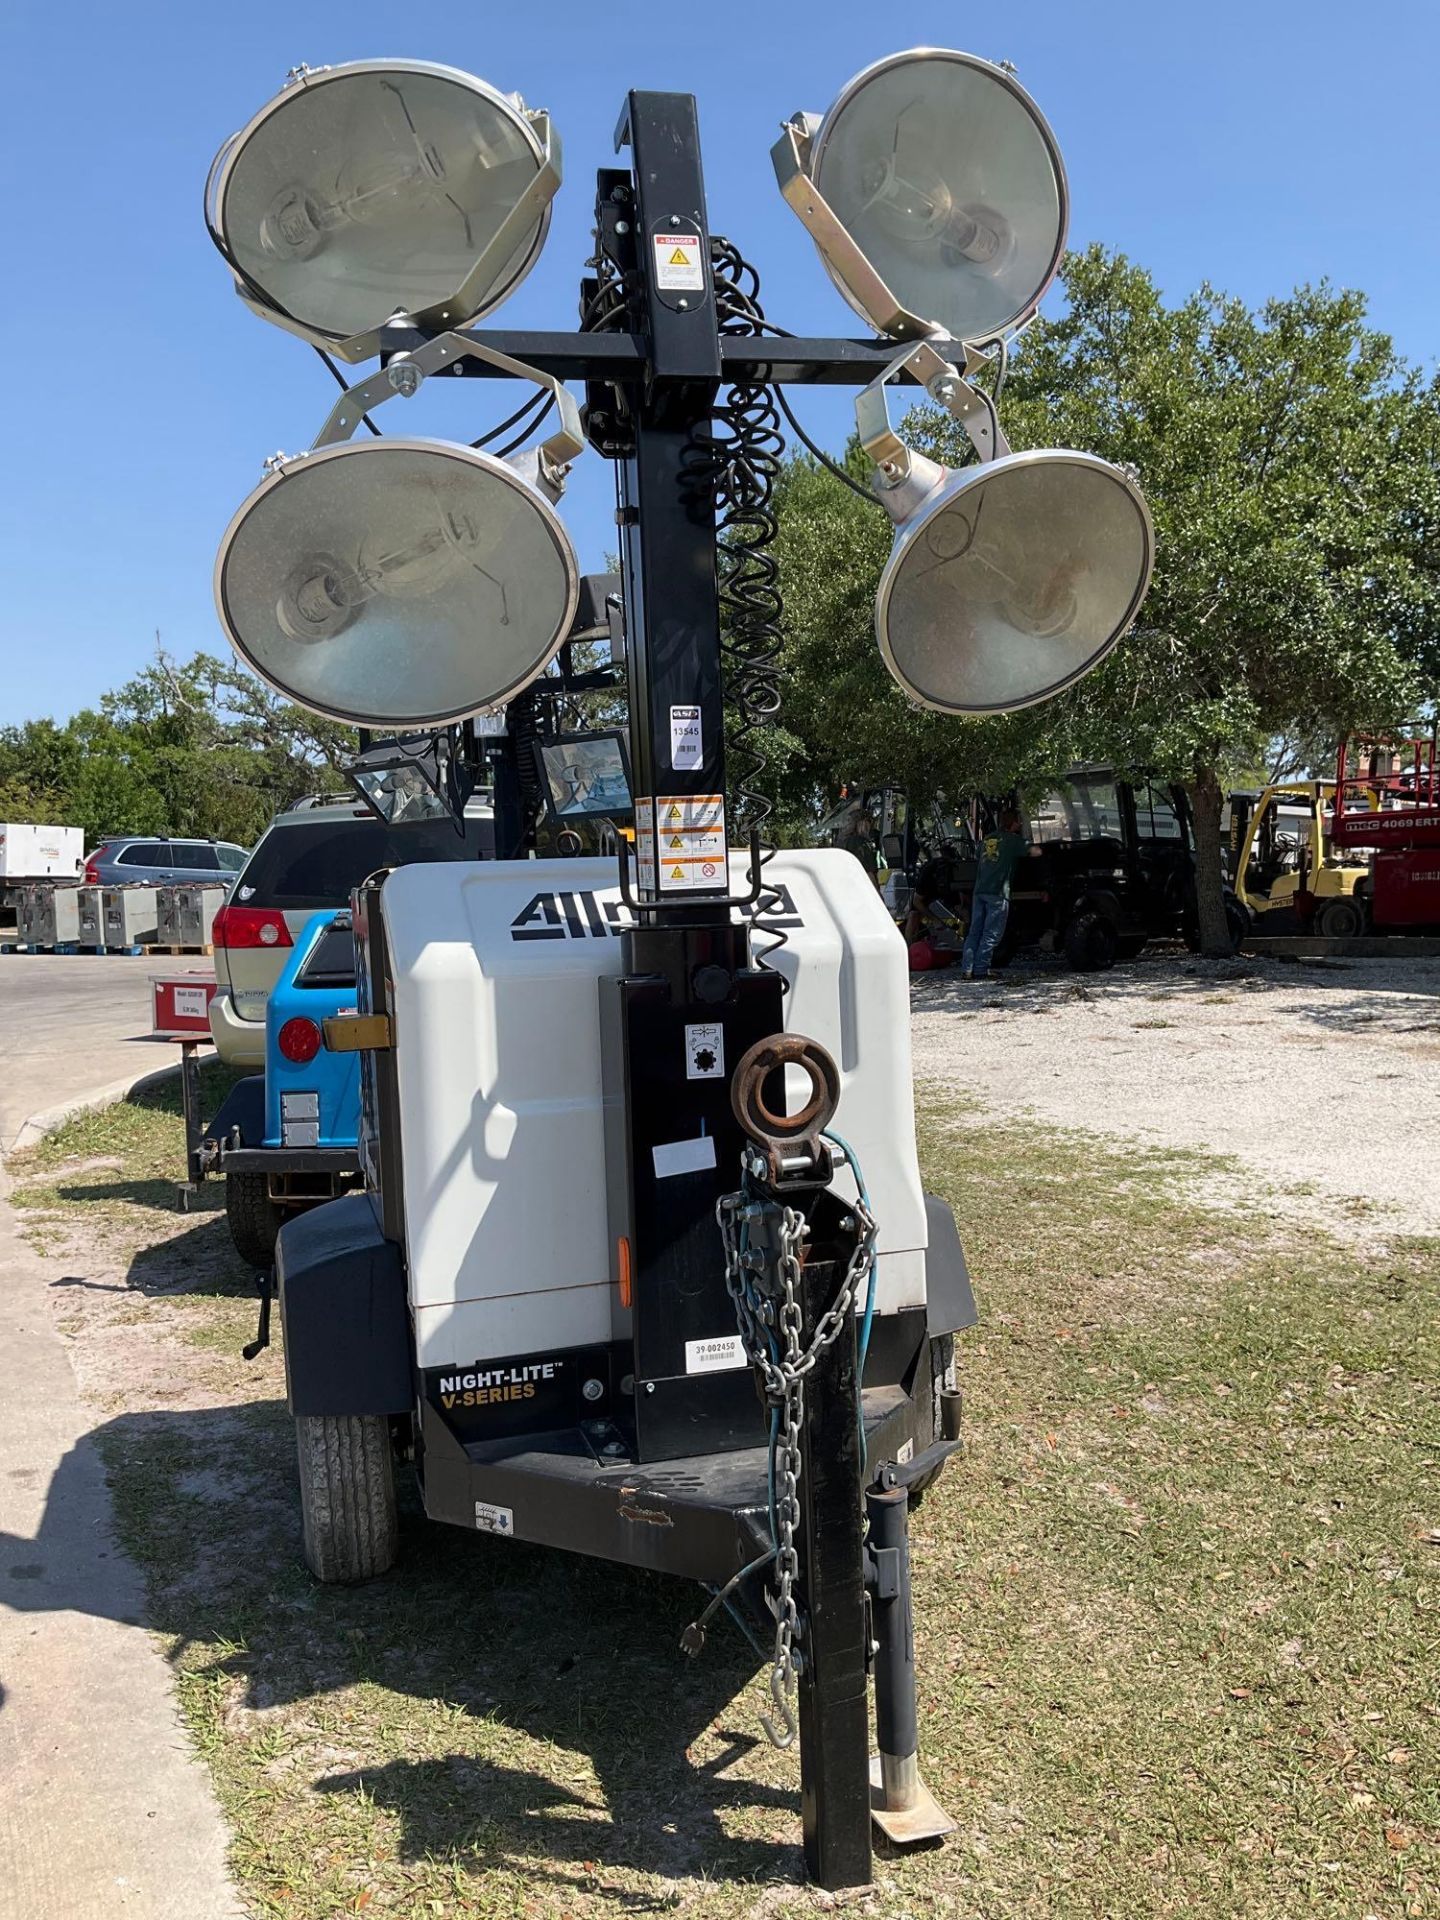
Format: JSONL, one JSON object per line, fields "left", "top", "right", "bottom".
{"left": 707, "top": 237, "right": 790, "bottom": 978}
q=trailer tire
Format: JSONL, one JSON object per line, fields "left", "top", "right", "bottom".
{"left": 226, "top": 1172, "right": 281, "bottom": 1270}
{"left": 295, "top": 1413, "right": 398, "bottom": 1584}
{"left": 1063, "top": 908, "right": 1118, "bottom": 972}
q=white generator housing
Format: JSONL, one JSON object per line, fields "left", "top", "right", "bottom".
{"left": 0, "top": 823, "right": 83, "bottom": 883}
{"left": 380, "top": 851, "right": 926, "bottom": 1371}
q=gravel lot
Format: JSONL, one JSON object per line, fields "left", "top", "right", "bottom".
{"left": 911, "top": 949, "right": 1440, "bottom": 1243}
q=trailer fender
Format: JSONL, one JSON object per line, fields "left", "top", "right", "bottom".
{"left": 276, "top": 1194, "right": 412, "bottom": 1418}
{"left": 924, "top": 1194, "right": 978, "bottom": 1336}
{"left": 204, "top": 1073, "right": 264, "bottom": 1152}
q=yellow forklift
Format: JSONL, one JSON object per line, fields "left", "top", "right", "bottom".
{"left": 1230, "top": 781, "right": 1370, "bottom": 936}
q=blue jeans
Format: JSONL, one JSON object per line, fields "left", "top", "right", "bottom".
{"left": 962, "top": 893, "right": 1009, "bottom": 977}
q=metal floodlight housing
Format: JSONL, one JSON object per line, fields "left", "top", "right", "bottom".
{"left": 873, "top": 447, "right": 1154, "bottom": 714}
{"left": 773, "top": 47, "right": 1068, "bottom": 343}
{"left": 348, "top": 731, "right": 474, "bottom": 825}
{"left": 214, "top": 438, "right": 581, "bottom": 729}
{"left": 206, "top": 60, "right": 562, "bottom": 361}
{"left": 854, "top": 339, "right": 1153, "bottom": 713}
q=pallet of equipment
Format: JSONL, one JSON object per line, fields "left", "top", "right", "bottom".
{"left": 2, "top": 941, "right": 143, "bottom": 956}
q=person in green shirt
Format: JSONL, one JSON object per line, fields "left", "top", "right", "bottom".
{"left": 961, "top": 808, "right": 1028, "bottom": 979}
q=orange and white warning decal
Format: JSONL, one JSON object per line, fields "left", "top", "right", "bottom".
{"left": 651, "top": 793, "right": 728, "bottom": 892}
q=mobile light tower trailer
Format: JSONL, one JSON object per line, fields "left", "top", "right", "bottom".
{"left": 207, "top": 52, "right": 1153, "bottom": 1889}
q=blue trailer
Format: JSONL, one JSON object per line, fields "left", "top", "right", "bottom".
{"left": 200, "top": 909, "right": 362, "bottom": 1266}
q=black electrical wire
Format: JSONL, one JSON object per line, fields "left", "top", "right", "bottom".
{"left": 314, "top": 347, "right": 382, "bottom": 437}
{"left": 771, "top": 387, "right": 879, "bottom": 506}
{"left": 493, "top": 393, "right": 555, "bottom": 461}
{"left": 471, "top": 385, "right": 549, "bottom": 451}
{"left": 712, "top": 246, "right": 878, "bottom": 509}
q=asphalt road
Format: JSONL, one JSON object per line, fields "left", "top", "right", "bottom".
{"left": 0, "top": 953, "right": 214, "bottom": 1150}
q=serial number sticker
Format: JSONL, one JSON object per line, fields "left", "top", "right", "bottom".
{"left": 684, "top": 1334, "right": 746, "bottom": 1376}
{"left": 475, "top": 1501, "right": 515, "bottom": 1537}
{"left": 654, "top": 230, "right": 704, "bottom": 290}
{"left": 896, "top": 1439, "right": 915, "bottom": 1465}
{"left": 669, "top": 704, "right": 703, "bottom": 770}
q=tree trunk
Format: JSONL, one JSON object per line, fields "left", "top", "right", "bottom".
{"left": 1187, "top": 766, "right": 1233, "bottom": 956}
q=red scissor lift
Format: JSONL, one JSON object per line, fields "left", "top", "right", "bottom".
{"left": 1331, "top": 725, "right": 1440, "bottom": 932}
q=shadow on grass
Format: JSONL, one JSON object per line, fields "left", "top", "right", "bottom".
{"left": 911, "top": 945, "right": 1440, "bottom": 1033}
{"left": 4, "top": 1400, "right": 797, "bottom": 1897}
{"left": 45, "top": 1211, "right": 257, "bottom": 1300}
{"left": 49, "top": 1176, "right": 226, "bottom": 1216}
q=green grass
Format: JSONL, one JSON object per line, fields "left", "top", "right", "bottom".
{"left": 8, "top": 1077, "right": 1439, "bottom": 1917}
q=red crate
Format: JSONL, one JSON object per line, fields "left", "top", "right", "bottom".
{"left": 152, "top": 975, "right": 218, "bottom": 1036}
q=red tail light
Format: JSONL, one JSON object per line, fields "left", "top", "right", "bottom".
{"left": 277, "top": 1016, "right": 322, "bottom": 1064}
{"left": 83, "top": 858, "right": 100, "bottom": 883}
{"left": 212, "top": 905, "right": 293, "bottom": 950}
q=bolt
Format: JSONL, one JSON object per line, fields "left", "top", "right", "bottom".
{"left": 643, "top": 1380, "right": 656, "bottom": 1396}
{"left": 927, "top": 374, "right": 961, "bottom": 404}
{"left": 677, "top": 298, "right": 689, "bottom": 311}
{"left": 615, "top": 219, "right": 630, "bottom": 234}
{"left": 669, "top": 213, "right": 682, "bottom": 227}
{"left": 581, "top": 1377, "right": 604, "bottom": 1403}
{"left": 386, "top": 360, "right": 422, "bottom": 398}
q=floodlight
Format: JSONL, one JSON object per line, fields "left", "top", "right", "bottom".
{"left": 349, "top": 734, "right": 474, "bottom": 825}
{"left": 206, "top": 61, "right": 561, "bottom": 360}
{"left": 773, "top": 49, "right": 1067, "bottom": 342}
{"left": 856, "top": 340, "right": 1153, "bottom": 712}
{"left": 214, "top": 439, "right": 581, "bottom": 728}
{"left": 874, "top": 449, "right": 1153, "bottom": 712}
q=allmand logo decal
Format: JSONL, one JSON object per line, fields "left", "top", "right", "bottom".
{"left": 510, "top": 885, "right": 804, "bottom": 941}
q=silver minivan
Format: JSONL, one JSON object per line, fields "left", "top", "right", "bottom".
{"left": 208, "top": 801, "right": 495, "bottom": 1067}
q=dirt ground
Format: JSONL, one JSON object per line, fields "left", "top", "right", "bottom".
{"left": 911, "top": 948, "right": 1440, "bottom": 1244}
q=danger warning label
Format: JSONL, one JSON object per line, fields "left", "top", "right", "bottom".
{"left": 653, "top": 230, "right": 704, "bottom": 291}
{"left": 658, "top": 793, "right": 727, "bottom": 891}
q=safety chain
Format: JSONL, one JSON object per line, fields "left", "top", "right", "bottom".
{"left": 716, "top": 1157, "right": 877, "bottom": 1748}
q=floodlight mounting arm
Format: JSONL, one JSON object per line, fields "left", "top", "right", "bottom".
{"left": 856, "top": 338, "right": 1011, "bottom": 524}
{"left": 311, "top": 331, "right": 585, "bottom": 492}
{"left": 771, "top": 117, "right": 940, "bottom": 342}
{"left": 408, "top": 108, "right": 561, "bottom": 340}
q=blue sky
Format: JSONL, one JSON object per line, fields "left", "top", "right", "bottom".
{"left": 1, "top": 0, "right": 1436, "bottom": 727}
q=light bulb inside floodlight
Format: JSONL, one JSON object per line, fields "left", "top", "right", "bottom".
{"left": 776, "top": 49, "right": 1067, "bottom": 343}
{"left": 874, "top": 450, "right": 1153, "bottom": 714}
{"left": 216, "top": 439, "right": 579, "bottom": 729}
{"left": 208, "top": 60, "right": 560, "bottom": 355}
